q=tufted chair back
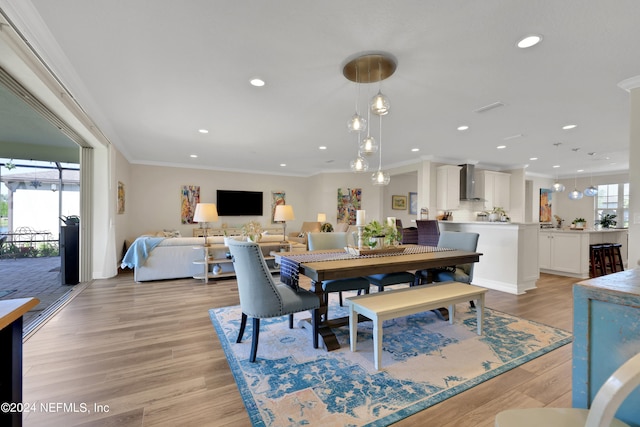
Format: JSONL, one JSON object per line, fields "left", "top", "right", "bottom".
{"left": 437, "top": 231, "right": 480, "bottom": 282}
{"left": 227, "top": 239, "right": 284, "bottom": 318}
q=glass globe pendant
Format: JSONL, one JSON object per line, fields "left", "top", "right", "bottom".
{"left": 347, "top": 113, "right": 366, "bottom": 133}
{"left": 584, "top": 185, "right": 598, "bottom": 197}
{"left": 370, "top": 90, "right": 390, "bottom": 115}
{"left": 371, "top": 115, "right": 390, "bottom": 185}
{"left": 350, "top": 155, "right": 369, "bottom": 172}
{"left": 569, "top": 189, "right": 583, "bottom": 200}
{"left": 360, "top": 136, "right": 378, "bottom": 155}
{"left": 552, "top": 181, "right": 565, "bottom": 192}
{"left": 371, "top": 169, "right": 390, "bottom": 185}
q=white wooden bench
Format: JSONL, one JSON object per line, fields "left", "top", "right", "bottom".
{"left": 346, "top": 282, "right": 488, "bottom": 370}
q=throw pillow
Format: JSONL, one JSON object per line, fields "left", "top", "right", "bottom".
{"left": 162, "top": 229, "right": 181, "bottom": 238}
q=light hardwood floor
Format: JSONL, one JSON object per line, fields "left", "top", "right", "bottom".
{"left": 21, "top": 271, "right": 576, "bottom": 426}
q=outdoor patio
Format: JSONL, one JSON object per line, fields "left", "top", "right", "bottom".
{"left": 0, "top": 256, "right": 75, "bottom": 330}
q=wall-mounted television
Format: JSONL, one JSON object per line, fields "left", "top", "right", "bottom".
{"left": 216, "top": 190, "right": 263, "bottom": 216}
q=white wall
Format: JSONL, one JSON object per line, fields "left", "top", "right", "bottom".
{"left": 383, "top": 172, "right": 418, "bottom": 226}
{"left": 552, "top": 173, "right": 629, "bottom": 227}
{"left": 121, "top": 165, "right": 390, "bottom": 243}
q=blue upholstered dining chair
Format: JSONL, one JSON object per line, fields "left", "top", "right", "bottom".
{"left": 307, "top": 232, "right": 370, "bottom": 308}
{"left": 227, "top": 240, "right": 320, "bottom": 363}
{"left": 415, "top": 231, "right": 480, "bottom": 286}
{"left": 414, "top": 231, "right": 480, "bottom": 319}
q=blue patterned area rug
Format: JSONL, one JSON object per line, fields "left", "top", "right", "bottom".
{"left": 209, "top": 292, "right": 572, "bottom": 426}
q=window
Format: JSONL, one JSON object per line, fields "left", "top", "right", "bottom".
{"left": 596, "top": 183, "right": 629, "bottom": 228}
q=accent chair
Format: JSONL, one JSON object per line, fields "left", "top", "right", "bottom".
{"left": 228, "top": 239, "right": 320, "bottom": 362}
{"left": 494, "top": 351, "right": 640, "bottom": 427}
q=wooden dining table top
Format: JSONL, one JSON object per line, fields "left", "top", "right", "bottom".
{"left": 275, "top": 246, "right": 482, "bottom": 282}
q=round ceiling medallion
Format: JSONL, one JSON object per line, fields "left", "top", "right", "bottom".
{"left": 343, "top": 53, "right": 397, "bottom": 83}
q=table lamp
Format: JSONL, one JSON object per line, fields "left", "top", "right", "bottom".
{"left": 193, "top": 203, "right": 219, "bottom": 246}
{"left": 274, "top": 204, "right": 295, "bottom": 242}
{"left": 317, "top": 213, "right": 327, "bottom": 223}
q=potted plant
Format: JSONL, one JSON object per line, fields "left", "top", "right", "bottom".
{"left": 221, "top": 223, "right": 232, "bottom": 245}
{"left": 361, "top": 220, "right": 401, "bottom": 248}
{"left": 598, "top": 213, "right": 617, "bottom": 229}
{"left": 572, "top": 218, "right": 586, "bottom": 229}
{"left": 553, "top": 215, "right": 564, "bottom": 229}
{"left": 320, "top": 222, "right": 334, "bottom": 232}
{"left": 489, "top": 207, "right": 506, "bottom": 222}
{"left": 241, "top": 220, "right": 263, "bottom": 242}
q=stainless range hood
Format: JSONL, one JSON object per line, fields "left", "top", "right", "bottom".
{"left": 459, "top": 164, "right": 481, "bottom": 200}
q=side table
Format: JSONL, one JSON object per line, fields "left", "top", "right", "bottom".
{"left": 1, "top": 297, "right": 40, "bottom": 427}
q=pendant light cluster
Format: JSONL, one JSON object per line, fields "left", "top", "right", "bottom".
{"left": 552, "top": 144, "right": 598, "bottom": 200}
{"left": 343, "top": 53, "right": 396, "bottom": 185}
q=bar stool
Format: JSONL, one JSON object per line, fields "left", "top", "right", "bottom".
{"left": 589, "top": 244, "right": 606, "bottom": 277}
{"left": 600, "top": 244, "right": 613, "bottom": 274}
{"left": 605, "top": 242, "right": 625, "bottom": 272}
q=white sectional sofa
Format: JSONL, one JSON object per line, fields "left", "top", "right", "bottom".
{"left": 122, "top": 234, "right": 286, "bottom": 282}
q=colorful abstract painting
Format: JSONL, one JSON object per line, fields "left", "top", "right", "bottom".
{"left": 271, "top": 190, "right": 285, "bottom": 223}
{"left": 540, "top": 188, "right": 552, "bottom": 223}
{"left": 181, "top": 185, "right": 200, "bottom": 224}
{"left": 117, "top": 181, "right": 125, "bottom": 214}
{"left": 337, "top": 187, "right": 362, "bottom": 225}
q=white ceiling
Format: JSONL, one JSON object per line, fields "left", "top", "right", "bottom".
{"left": 2, "top": 0, "right": 639, "bottom": 178}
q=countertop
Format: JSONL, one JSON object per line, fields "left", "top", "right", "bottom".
{"left": 539, "top": 227, "right": 628, "bottom": 233}
{"left": 438, "top": 221, "right": 530, "bottom": 225}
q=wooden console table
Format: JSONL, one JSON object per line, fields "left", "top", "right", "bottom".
{"left": 0, "top": 297, "right": 39, "bottom": 427}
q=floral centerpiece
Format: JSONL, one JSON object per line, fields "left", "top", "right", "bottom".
{"left": 361, "top": 220, "right": 401, "bottom": 248}
{"left": 241, "top": 220, "right": 263, "bottom": 242}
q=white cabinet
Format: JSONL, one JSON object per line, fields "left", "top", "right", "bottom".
{"left": 476, "top": 170, "right": 510, "bottom": 211}
{"left": 539, "top": 231, "right": 589, "bottom": 277}
{"left": 436, "top": 165, "right": 461, "bottom": 210}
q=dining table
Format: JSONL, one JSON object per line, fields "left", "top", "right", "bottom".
{"left": 275, "top": 245, "right": 482, "bottom": 351}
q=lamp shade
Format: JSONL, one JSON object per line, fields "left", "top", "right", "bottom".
{"left": 193, "top": 203, "right": 219, "bottom": 223}
{"left": 274, "top": 205, "right": 295, "bottom": 222}
{"left": 317, "top": 213, "right": 327, "bottom": 223}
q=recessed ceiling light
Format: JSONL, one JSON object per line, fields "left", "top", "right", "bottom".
{"left": 250, "top": 77, "right": 265, "bottom": 87}
{"left": 517, "top": 34, "right": 543, "bottom": 48}
{"left": 280, "top": 163, "right": 286, "bottom": 167}
{"left": 411, "top": 148, "right": 420, "bottom": 152}
{"left": 577, "top": 169, "right": 584, "bottom": 173}
{"left": 198, "top": 129, "right": 209, "bottom": 134}
{"left": 529, "top": 157, "right": 538, "bottom": 161}
{"left": 190, "top": 154, "right": 198, "bottom": 158}
{"left": 496, "top": 145, "right": 506, "bottom": 149}
{"left": 553, "top": 165, "right": 560, "bottom": 168}
{"left": 562, "top": 124, "right": 577, "bottom": 130}
{"left": 457, "top": 125, "right": 469, "bottom": 131}
{"left": 319, "top": 146, "right": 327, "bottom": 150}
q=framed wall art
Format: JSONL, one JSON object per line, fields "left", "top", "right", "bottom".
{"left": 181, "top": 185, "right": 200, "bottom": 224}
{"left": 117, "top": 181, "right": 125, "bottom": 214}
{"left": 271, "top": 190, "right": 285, "bottom": 223}
{"left": 539, "top": 188, "right": 552, "bottom": 223}
{"left": 392, "top": 195, "right": 407, "bottom": 210}
{"left": 408, "top": 192, "right": 417, "bottom": 215}
{"left": 337, "top": 187, "right": 362, "bottom": 225}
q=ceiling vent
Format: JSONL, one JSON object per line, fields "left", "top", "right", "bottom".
{"left": 474, "top": 101, "right": 505, "bottom": 114}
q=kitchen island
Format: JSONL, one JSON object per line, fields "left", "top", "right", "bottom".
{"left": 438, "top": 221, "right": 539, "bottom": 294}
{"left": 539, "top": 228, "right": 628, "bottom": 279}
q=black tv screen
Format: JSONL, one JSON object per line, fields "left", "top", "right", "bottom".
{"left": 216, "top": 190, "right": 263, "bottom": 216}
